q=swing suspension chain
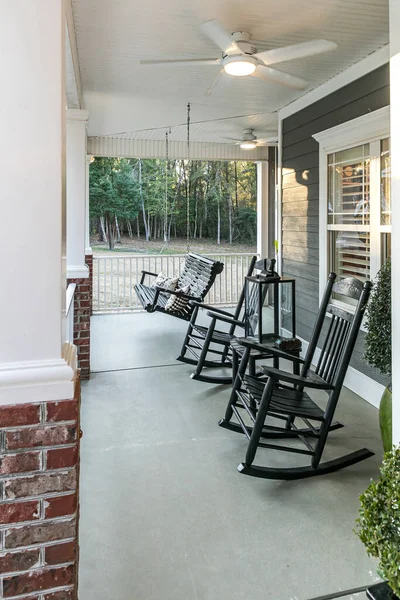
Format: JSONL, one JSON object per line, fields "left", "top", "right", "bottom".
{"left": 186, "top": 102, "right": 191, "bottom": 255}
{"left": 165, "top": 130, "right": 169, "bottom": 242}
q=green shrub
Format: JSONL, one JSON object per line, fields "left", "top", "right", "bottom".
{"left": 355, "top": 446, "right": 400, "bottom": 596}
{"left": 364, "top": 259, "right": 391, "bottom": 377}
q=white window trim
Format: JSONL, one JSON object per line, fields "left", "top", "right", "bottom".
{"left": 313, "top": 106, "right": 390, "bottom": 307}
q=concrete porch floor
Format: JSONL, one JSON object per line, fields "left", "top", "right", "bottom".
{"left": 80, "top": 312, "right": 382, "bottom": 600}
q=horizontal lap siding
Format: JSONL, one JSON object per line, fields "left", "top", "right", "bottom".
{"left": 281, "top": 64, "right": 389, "bottom": 385}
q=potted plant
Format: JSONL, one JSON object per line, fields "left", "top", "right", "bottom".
{"left": 364, "top": 259, "right": 392, "bottom": 451}
{"left": 355, "top": 446, "right": 400, "bottom": 599}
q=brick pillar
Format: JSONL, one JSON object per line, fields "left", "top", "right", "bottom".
{"left": 0, "top": 377, "right": 81, "bottom": 600}
{"left": 67, "top": 255, "right": 92, "bottom": 380}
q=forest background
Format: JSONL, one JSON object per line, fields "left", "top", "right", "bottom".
{"left": 89, "top": 157, "right": 257, "bottom": 252}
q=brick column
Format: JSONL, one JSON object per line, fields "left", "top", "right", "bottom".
{"left": 67, "top": 258, "right": 92, "bottom": 380}
{"left": 0, "top": 378, "right": 81, "bottom": 600}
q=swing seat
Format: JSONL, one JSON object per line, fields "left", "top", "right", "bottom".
{"left": 134, "top": 253, "right": 224, "bottom": 321}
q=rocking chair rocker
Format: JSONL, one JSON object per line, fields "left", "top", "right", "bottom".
{"left": 219, "top": 273, "right": 374, "bottom": 480}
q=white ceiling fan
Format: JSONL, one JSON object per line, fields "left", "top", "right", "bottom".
{"left": 140, "top": 20, "right": 338, "bottom": 92}
{"left": 223, "top": 128, "right": 277, "bottom": 149}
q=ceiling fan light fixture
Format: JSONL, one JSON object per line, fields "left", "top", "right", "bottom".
{"left": 240, "top": 141, "right": 257, "bottom": 150}
{"left": 223, "top": 55, "right": 257, "bottom": 77}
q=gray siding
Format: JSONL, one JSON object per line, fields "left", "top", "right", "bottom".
{"left": 281, "top": 64, "right": 390, "bottom": 385}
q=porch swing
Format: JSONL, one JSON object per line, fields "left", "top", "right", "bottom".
{"left": 134, "top": 104, "right": 224, "bottom": 321}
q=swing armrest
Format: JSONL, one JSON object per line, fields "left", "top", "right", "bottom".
{"left": 260, "top": 366, "right": 334, "bottom": 390}
{"left": 206, "top": 311, "right": 244, "bottom": 327}
{"left": 140, "top": 270, "right": 158, "bottom": 284}
{"left": 237, "top": 337, "right": 304, "bottom": 363}
{"left": 155, "top": 286, "right": 202, "bottom": 302}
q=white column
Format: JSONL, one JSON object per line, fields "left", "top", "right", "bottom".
{"left": 257, "top": 161, "right": 269, "bottom": 258}
{"left": 67, "top": 110, "right": 90, "bottom": 278}
{"left": 0, "top": 0, "right": 74, "bottom": 404}
{"left": 85, "top": 155, "right": 93, "bottom": 256}
{"left": 390, "top": 0, "right": 400, "bottom": 445}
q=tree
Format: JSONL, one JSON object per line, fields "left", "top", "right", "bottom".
{"left": 89, "top": 157, "right": 258, "bottom": 247}
{"left": 89, "top": 157, "right": 140, "bottom": 249}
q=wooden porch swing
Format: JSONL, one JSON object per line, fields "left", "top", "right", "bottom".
{"left": 134, "top": 104, "right": 224, "bottom": 320}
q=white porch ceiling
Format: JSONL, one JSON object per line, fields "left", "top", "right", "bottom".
{"left": 71, "top": 0, "right": 389, "bottom": 144}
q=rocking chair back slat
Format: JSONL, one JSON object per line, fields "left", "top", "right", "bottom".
{"left": 301, "top": 272, "right": 337, "bottom": 377}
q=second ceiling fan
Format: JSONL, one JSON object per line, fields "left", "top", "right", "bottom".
{"left": 141, "top": 19, "right": 338, "bottom": 92}
{"left": 223, "top": 129, "right": 278, "bottom": 149}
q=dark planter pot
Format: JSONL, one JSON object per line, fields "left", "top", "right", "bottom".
{"left": 367, "top": 582, "right": 399, "bottom": 600}
{"left": 379, "top": 384, "right": 392, "bottom": 453}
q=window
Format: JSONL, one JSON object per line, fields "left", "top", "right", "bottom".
{"left": 313, "top": 107, "right": 390, "bottom": 308}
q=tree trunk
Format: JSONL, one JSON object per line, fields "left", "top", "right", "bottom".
{"left": 217, "top": 202, "right": 221, "bottom": 245}
{"left": 115, "top": 216, "right": 121, "bottom": 243}
{"left": 136, "top": 215, "right": 140, "bottom": 238}
{"left": 147, "top": 210, "right": 152, "bottom": 239}
{"left": 105, "top": 214, "right": 115, "bottom": 250}
{"left": 228, "top": 195, "right": 233, "bottom": 244}
{"left": 100, "top": 216, "right": 108, "bottom": 244}
{"left": 127, "top": 220, "right": 133, "bottom": 238}
{"left": 234, "top": 162, "right": 239, "bottom": 215}
{"left": 139, "top": 159, "right": 150, "bottom": 241}
{"left": 168, "top": 160, "right": 183, "bottom": 241}
{"left": 193, "top": 183, "right": 198, "bottom": 240}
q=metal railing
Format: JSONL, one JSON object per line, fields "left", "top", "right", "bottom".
{"left": 92, "top": 253, "right": 256, "bottom": 313}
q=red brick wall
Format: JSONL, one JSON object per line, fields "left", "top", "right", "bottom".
{"left": 0, "top": 380, "right": 81, "bottom": 600}
{"left": 68, "top": 254, "right": 92, "bottom": 380}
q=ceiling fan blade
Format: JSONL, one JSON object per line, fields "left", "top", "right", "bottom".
{"left": 255, "top": 39, "right": 338, "bottom": 66}
{"left": 201, "top": 20, "right": 242, "bottom": 55}
{"left": 206, "top": 70, "right": 227, "bottom": 96}
{"left": 256, "top": 138, "right": 278, "bottom": 145}
{"left": 222, "top": 137, "right": 242, "bottom": 142}
{"left": 253, "top": 65, "right": 308, "bottom": 89}
{"left": 254, "top": 131, "right": 278, "bottom": 141}
{"left": 140, "top": 58, "right": 221, "bottom": 66}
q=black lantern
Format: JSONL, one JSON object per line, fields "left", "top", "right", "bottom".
{"left": 244, "top": 261, "right": 296, "bottom": 344}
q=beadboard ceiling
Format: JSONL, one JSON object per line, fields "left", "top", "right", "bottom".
{"left": 70, "top": 0, "right": 389, "bottom": 144}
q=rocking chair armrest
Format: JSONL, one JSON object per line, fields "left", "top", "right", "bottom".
{"left": 237, "top": 337, "right": 305, "bottom": 363}
{"left": 260, "top": 366, "right": 334, "bottom": 390}
{"left": 206, "top": 311, "right": 244, "bottom": 327}
{"left": 190, "top": 303, "right": 236, "bottom": 319}
{"left": 140, "top": 270, "right": 158, "bottom": 284}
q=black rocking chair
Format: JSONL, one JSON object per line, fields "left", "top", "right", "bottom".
{"left": 134, "top": 253, "right": 224, "bottom": 321}
{"left": 177, "top": 256, "right": 265, "bottom": 383}
{"left": 219, "top": 273, "right": 374, "bottom": 480}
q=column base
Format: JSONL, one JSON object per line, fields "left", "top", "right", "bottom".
{"left": 0, "top": 376, "right": 81, "bottom": 600}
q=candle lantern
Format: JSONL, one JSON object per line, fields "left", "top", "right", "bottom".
{"left": 244, "top": 258, "right": 297, "bottom": 344}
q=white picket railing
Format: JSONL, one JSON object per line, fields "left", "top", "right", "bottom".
{"left": 92, "top": 253, "right": 256, "bottom": 313}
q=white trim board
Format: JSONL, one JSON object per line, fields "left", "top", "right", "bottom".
{"left": 87, "top": 137, "right": 270, "bottom": 161}
{"left": 65, "top": 0, "right": 83, "bottom": 109}
{"left": 0, "top": 359, "right": 75, "bottom": 406}
{"left": 313, "top": 106, "right": 390, "bottom": 305}
{"left": 313, "top": 106, "right": 390, "bottom": 151}
{"left": 279, "top": 45, "right": 389, "bottom": 121}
